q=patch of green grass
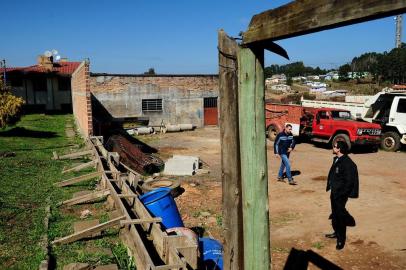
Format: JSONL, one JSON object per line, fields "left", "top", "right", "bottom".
{"left": 311, "top": 241, "right": 324, "bottom": 250}
{"left": 216, "top": 215, "right": 223, "bottom": 226}
{"left": 0, "top": 114, "right": 76, "bottom": 269}
{"left": 112, "top": 243, "right": 135, "bottom": 270}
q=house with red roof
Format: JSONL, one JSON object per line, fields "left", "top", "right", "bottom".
{"left": 1, "top": 55, "right": 81, "bottom": 111}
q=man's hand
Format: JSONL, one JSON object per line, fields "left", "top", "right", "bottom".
{"left": 287, "top": 148, "right": 293, "bottom": 153}
{"left": 275, "top": 154, "right": 279, "bottom": 158}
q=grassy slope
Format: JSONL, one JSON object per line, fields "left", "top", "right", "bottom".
{"left": 0, "top": 114, "right": 75, "bottom": 269}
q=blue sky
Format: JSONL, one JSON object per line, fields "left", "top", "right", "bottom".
{"left": 1, "top": 0, "right": 405, "bottom": 74}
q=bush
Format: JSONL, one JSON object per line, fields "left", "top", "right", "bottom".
{"left": 0, "top": 77, "right": 24, "bottom": 128}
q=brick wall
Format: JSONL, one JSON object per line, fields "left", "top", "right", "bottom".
{"left": 71, "top": 61, "right": 93, "bottom": 137}
{"left": 90, "top": 74, "right": 219, "bottom": 127}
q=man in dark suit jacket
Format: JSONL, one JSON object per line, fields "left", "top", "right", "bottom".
{"left": 325, "top": 140, "right": 359, "bottom": 250}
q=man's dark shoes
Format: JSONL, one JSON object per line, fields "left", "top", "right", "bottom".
{"left": 336, "top": 241, "right": 345, "bottom": 250}
{"left": 325, "top": 232, "right": 337, "bottom": 239}
{"left": 277, "top": 177, "right": 285, "bottom": 182}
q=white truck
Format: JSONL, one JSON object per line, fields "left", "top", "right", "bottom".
{"left": 301, "top": 89, "right": 406, "bottom": 151}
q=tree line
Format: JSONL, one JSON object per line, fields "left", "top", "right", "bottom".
{"left": 264, "top": 62, "right": 326, "bottom": 79}
{"left": 265, "top": 43, "right": 406, "bottom": 85}
{"left": 339, "top": 43, "right": 406, "bottom": 84}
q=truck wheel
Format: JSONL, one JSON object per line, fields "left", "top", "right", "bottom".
{"left": 267, "top": 125, "right": 278, "bottom": 141}
{"left": 332, "top": 134, "right": 351, "bottom": 151}
{"left": 381, "top": 132, "right": 401, "bottom": 152}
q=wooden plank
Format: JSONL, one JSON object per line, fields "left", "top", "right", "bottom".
{"left": 51, "top": 215, "right": 126, "bottom": 245}
{"left": 59, "top": 189, "right": 110, "bottom": 206}
{"left": 106, "top": 177, "right": 157, "bottom": 269}
{"left": 238, "top": 47, "right": 270, "bottom": 270}
{"left": 55, "top": 171, "right": 102, "bottom": 187}
{"left": 120, "top": 218, "right": 162, "bottom": 225}
{"left": 165, "top": 235, "right": 198, "bottom": 269}
{"left": 117, "top": 194, "right": 137, "bottom": 198}
{"left": 218, "top": 29, "right": 244, "bottom": 270}
{"left": 56, "top": 149, "right": 94, "bottom": 160}
{"left": 243, "top": 0, "right": 406, "bottom": 44}
{"left": 62, "top": 160, "right": 97, "bottom": 174}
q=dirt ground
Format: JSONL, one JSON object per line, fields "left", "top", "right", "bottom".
{"left": 147, "top": 127, "right": 406, "bottom": 270}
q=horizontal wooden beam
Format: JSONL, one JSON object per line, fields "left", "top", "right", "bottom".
{"left": 55, "top": 171, "right": 102, "bottom": 187}
{"left": 62, "top": 160, "right": 97, "bottom": 174}
{"left": 243, "top": 0, "right": 406, "bottom": 44}
{"left": 59, "top": 190, "right": 110, "bottom": 206}
{"left": 53, "top": 150, "right": 93, "bottom": 160}
{"left": 120, "top": 218, "right": 162, "bottom": 226}
{"left": 51, "top": 215, "right": 125, "bottom": 245}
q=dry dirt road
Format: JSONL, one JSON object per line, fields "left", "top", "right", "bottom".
{"left": 149, "top": 127, "right": 406, "bottom": 270}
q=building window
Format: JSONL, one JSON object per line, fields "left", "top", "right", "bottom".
{"left": 142, "top": 99, "right": 163, "bottom": 112}
{"left": 58, "top": 77, "right": 71, "bottom": 91}
{"left": 204, "top": 97, "right": 218, "bottom": 108}
{"left": 32, "top": 77, "right": 47, "bottom": 92}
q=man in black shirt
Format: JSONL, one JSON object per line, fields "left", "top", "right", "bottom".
{"left": 325, "top": 140, "right": 359, "bottom": 250}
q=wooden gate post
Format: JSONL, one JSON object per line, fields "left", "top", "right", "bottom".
{"left": 238, "top": 46, "right": 270, "bottom": 270}
{"left": 218, "top": 29, "right": 244, "bottom": 270}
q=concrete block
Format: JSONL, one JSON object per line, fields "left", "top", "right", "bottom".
{"left": 163, "top": 155, "right": 199, "bottom": 176}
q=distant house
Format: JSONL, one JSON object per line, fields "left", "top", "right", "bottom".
{"left": 265, "top": 74, "right": 286, "bottom": 85}
{"left": 1, "top": 56, "right": 81, "bottom": 111}
{"left": 325, "top": 71, "right": 339, "bottom": 81}
{"left": 306, "top": 75, "right": 320, "bottom": 80}
{"left": 347, "top": 71, "right": 370, "bottom": 79}
{"left": 270, "top": 84, "right": 291, "bottom": 93}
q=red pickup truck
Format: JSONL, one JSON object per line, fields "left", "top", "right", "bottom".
{"left": 265, "top": 103, "right": 382, "bottom": 150}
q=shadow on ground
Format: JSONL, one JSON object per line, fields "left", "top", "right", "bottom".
{"left": 0, "top": 127, "right": 58, "bottom": 138}
{"left": 284, "top": 248, "right": 343, "bottom": 270}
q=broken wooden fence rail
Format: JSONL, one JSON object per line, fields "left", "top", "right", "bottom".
{"left": 58, "top": 189, "right": 110, "bottom": 207}
{"left": 51, "top": 215, "right": 126, "bottom": 245}
{"left": 55, "top": 171, "right": 102, "bottom": 187}
{"left": 62, "top": 160, "right": 97, "bottom": 174}
{"left": 52, "top": 149, "right": 94, "bottom": 160}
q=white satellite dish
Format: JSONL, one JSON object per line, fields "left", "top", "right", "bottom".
{"left": 44, "top": 50, "right": 52, "bottom": 57}
{"left": 55, "top": 55, "right": 61, "bottom": 61}
{"left": 52, "top": 49, "right": 58, "bottom": 55}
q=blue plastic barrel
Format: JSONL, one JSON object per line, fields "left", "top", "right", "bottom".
{"left": 139, "top": 187, "right": 184, "bottom": 229}
{"left": 199, "top": 237, "right": 223, "bottom": 270}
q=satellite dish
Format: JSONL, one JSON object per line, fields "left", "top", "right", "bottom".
{"left": 55, "top": 55, "right": 61, "bottom": 61}
{"left": 52, "top": 49, "right": 58, "bottom": 55}
{"left": 44, "top": 50, "right": 52, "bottom": 57}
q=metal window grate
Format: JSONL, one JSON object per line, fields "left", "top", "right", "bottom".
{"left": 142, "top": 99, "right": 163, "bottom": 112}
{"left": 204, "top": 97, "right": 218, "bottom": 108}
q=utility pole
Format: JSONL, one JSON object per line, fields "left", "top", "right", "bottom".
{"left": 395, "top": 15, "right": 402, "bottom": 48}
{"left": 1, "top": 59, "right": 6, "bottom": 89}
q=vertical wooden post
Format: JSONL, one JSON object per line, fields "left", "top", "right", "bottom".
{"left": 238, "top": 47, "right": 270, "bottom": 270}
{"left": 218, "top": 30, "right": 244, "bottom": 270}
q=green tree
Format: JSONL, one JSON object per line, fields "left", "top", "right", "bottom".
{"left": 338, "top": 64, "right": 351, "bottom": 81}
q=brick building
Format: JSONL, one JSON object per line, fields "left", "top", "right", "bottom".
{"left": 1, "top": 56, "right": 81, "bottom": 111}
{"left": 89, "top": 73, "right": 219, "bottom": 132}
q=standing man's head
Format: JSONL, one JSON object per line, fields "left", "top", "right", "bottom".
{"left": 333, "top": 141, "right": 349, "bottom": 156}
{"left": 284, "top": 124, "right": 292, "bottom": 135}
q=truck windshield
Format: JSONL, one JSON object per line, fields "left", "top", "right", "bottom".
{"left": 331, "top": 111, "right": 351, "bottom": 120}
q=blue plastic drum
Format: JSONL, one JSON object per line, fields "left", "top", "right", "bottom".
{"left": 199, "top": 237, "right": 223, "bottom": 270}
{"left": 139, "top": 187, "right": 184, "bottom": 229}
